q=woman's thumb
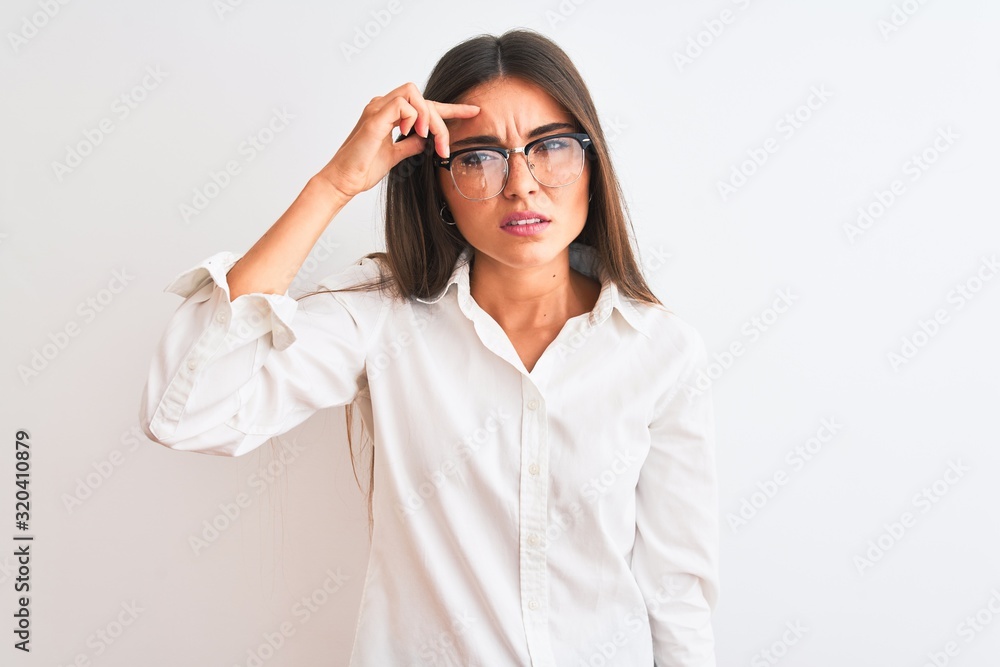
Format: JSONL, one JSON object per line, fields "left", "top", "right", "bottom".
{"left": 392, "top": 132, "right": 428, "bottom": 163}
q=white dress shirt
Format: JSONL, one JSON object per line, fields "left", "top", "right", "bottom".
{"left": 139, "top": 241, "right": 719, "bottom": 666}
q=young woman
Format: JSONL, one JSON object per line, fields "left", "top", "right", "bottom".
{"left": 140, "top": 28, "right": 719, "bottom": 667}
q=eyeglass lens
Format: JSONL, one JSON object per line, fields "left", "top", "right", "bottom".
{"left": 451, "top": 136, "right": 586, "bottom": 200}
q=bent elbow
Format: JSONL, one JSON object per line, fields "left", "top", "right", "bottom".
{"left": 137, "top": 388, "right": 246, "bottom": 457}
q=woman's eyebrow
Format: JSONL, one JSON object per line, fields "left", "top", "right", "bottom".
{"left": 449, "top": 122, "right": 577, "bottom": 149}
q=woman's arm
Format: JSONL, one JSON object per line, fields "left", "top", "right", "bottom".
{"left": 226, "top": 82, "right": 476, "bottom": 300}
{"left": 139, "top": 83, "right": 476, "bottom": 455}
{"left": 632, "top": 324, "right": 720, "bottom": 666}
{"left": 138, "top": 251, "right": 385, "bottom": 456}
{"left": 225, "top": 176, "right": 350, "bottom": 301}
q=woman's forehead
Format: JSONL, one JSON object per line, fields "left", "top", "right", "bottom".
{"left": 447, "top": 78, "right": 574, "bottom": 139}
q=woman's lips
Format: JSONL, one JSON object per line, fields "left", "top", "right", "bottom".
{"left": 501, "top": 220, "right": 550, "bottom": 236}
{"left": 501, "top": 211, "right": 550, "bottom": 227}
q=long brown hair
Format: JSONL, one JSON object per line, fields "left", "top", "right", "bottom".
{"left": 281, "top": 28, "right": 665, "bottom": 538}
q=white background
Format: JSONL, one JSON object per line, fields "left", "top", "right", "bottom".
{"left": 2, "top": 0, "right": 999, "bottom": 665}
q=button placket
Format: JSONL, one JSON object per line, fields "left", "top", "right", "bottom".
{"left": 187, "top": 301, "right": 234, "bottom": 373}
{"left": 153, "top": 290, "right": 231, "bottom": 434}
{"left": 518, "top": 377, "right": 556, "bottom": 666}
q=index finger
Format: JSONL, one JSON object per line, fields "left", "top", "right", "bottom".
{"left": 427, "top": 101, "right": 480, "bottom": 158}
{"left": 431, "top": 100, "right": 481, "bottom": 117}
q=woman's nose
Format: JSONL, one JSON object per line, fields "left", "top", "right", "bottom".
{"left": 502, "top": 150, "right": 539, "bottom": 198}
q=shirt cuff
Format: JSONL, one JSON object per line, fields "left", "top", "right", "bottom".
{"left": 162, "top": 250, "right": 299, "bottom": 352}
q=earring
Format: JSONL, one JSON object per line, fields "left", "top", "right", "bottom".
{"left": 589, "top": 193, "right": 593, "bottom": 203}
{"left": 440, "top": 202, "right": 457, "bottom": 225}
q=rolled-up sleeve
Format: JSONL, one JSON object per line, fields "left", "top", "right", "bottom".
{"left": 632, "top": 326, "right": 719, "bottom": 667}
{"left": 138, "top": 251, "right": 384, "bottom": 457}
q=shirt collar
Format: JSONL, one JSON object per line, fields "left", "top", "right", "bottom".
{"left": 414, "top": 242, "right": 654, "bottom": 339}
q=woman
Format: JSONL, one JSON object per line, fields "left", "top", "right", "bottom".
{"left": 140, "top": 28, "right": 719, "bottom": 666}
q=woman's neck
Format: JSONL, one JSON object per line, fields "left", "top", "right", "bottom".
{"left": 469, "top": 249, "right": 601, "bottom": 333}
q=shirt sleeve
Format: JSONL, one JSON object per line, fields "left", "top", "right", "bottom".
{"left": 632, "top": 324, "right": 719, "bottom": 667}
{"left": 138, "top": 250, "right": 384, "bottom": 457}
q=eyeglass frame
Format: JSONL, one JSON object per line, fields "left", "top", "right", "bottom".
{"left": 433, "top": 132, "right": 594, "bottom": 201}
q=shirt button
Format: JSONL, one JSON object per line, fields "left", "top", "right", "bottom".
{"left": 528, "top": 463, "right": 539, "bottom": 475}
{"left": 527, "top": 399, "right": 538, "bottom": 410}
{"left": 528, "top": 599, "right": 538, "bottom": 611}
{"left": 216, "top": 312, "right": 227, "bottom": 323}
{"left": 187, "top": 358, "right": 198, "bottom": 370}
{"left": 527, "top": 534, "right": 538, "bottom": 546}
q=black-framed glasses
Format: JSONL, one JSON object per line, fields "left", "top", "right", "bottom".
{"left": 434, "top": 132, "right": 593, "bottom": 201}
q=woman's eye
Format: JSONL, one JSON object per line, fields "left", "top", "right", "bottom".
{"left": 535, "top": 138, "right": 570, "bottom": 154}
{"left": 458, "top": 151, "right": 498, "bottom": 168}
